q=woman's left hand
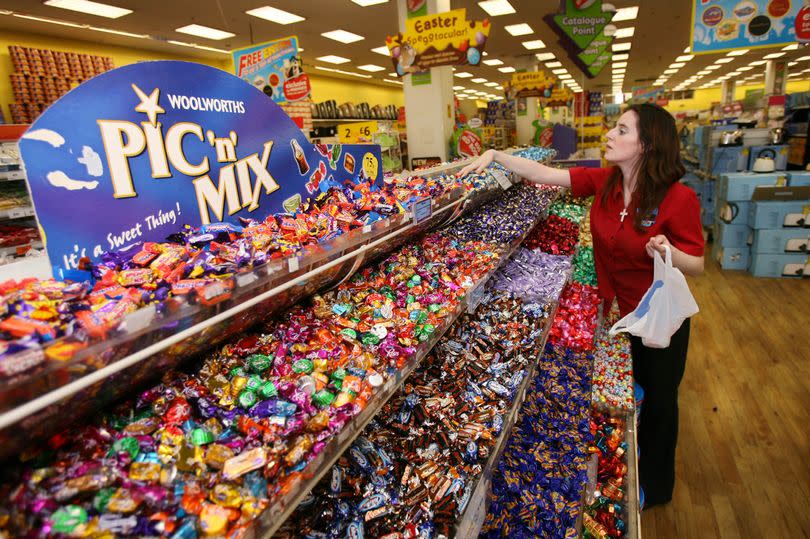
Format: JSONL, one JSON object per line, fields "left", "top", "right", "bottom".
{"left": 645, "top": 234, "right": 672, "bottom": 258}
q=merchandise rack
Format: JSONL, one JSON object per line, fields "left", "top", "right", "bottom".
{"left": 455, "top": 297, "right": 563, "bottom": 538}
{"left": 0, "top": 151, "right": 555, "bottom": 460}
{"left": 248, "top": 177, "right": 561, "bottom": 538}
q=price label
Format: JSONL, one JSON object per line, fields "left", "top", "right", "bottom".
{"left": 8, "top": 207, "right": 29, "bottom": 219}
{"left": 121, "top": 305, "right": 156, "bottom": 334}
{"left": 411, "top": 197, "right": 432, "bottom": 224}
{"left": 236, "top": 272, "right": 259, "bottom": 287}
{"left": 776, "top": 175, "right": 788, "bottom": 187}
{"left": 492, "top": 170, "right": 513, "bottom": 190}
{"left": 362, "top": 224, "right": 372, "bottom": 234}
{"left": 467, "top": 284, "right": 485, "bottom": 313}
{"left": 338, "top": 120, "right": 379, "bottom": 143}
{"left": 288, "top": 257, "right": 299, "bottom": 272}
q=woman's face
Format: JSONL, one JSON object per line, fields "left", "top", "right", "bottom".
{"left": 605, "top": 110, "right": 643, "bottom": 165}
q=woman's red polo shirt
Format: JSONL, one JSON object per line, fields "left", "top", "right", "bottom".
{"left": 569, "top": 167, "right": 704, "bottom": 317}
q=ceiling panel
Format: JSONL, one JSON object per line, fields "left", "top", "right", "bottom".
{"left": 0, "top": 0, "right": 808, "bottom": 101}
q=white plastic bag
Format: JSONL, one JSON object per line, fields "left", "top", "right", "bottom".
{"left": 609, "top": 245, "right": 698, "bottom": 348}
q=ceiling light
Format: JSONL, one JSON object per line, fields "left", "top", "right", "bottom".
{"left": 12, "top": 14, "right": 85, "bottom": 27}
{"left": 546, "top": 61, "right": 562, "bottom": 68}
{"left": 558, "top": 74, "right": 573, "bottom": 79}
{"left": 315, "top": 66, "right": 372, "bottom": 78}
{"left": 498, "top": 66, "right": 516, "bottom": 73}
{"left": 764, "top": 52, "right": 786, "bottom": 59}
{"left": 167, "top": 40, "right": 229, "bottom": 54}
{"left": 783, "top": 43, "right": 799, "bottom": 51}
{"left": 683, "top": 46, "right": 691, "bottom": 53}
{"left": 612, "top": 53, "right": 629, "bottom": 61}
{"left": 522, "top": 39, "right": 546, "bottom": 50}
{"left": 44, "top": 0, "right": 131, "bottom": 18}
{"left": 245, "top": 5, "right": 304, "bottom": 24}
{"left": 358, "top": 64, "right": 385, "bottom": 72}
{"left": 715, "top": 57, "right": 733, "bottom": 63}
{"left": 789, "top": 61, "right": 798, "bottom": 66}
{"left": 676, "top": 55, "right": 694, "bottom": 62}
{"left": 535, "top": 52, "right": 555, "bottom": 61}
{"left": 478, "top": 0, "right": 516, "bottom": 16}
{"left": 612, "top": 6, "right": 639, "bottom": 22}
{"left": 371, "top": 46, "right": 390, "bottom": 55}
{"left": 383, "top": 78, "right": 403, "bottom": 84}
{"left": 697, "top": 70, "right": 710, "bottom": 75}
{"left": 505, "top": 23, "right": 533, "bottom": 36}
{"left": 471, "top": 77, "right": 488, "bottom": 83}
{"left": 727, "top": 49, "right": 749, "bottom": 56}
{"left": 749, "top": 60, "right": 767, "bottom": 65}
{"left": 483, "top": 58, "right": 504, "bottom": 66}
{"left": 798, "top": 56, "right": 810, "bottom": 61}
{"left": 388, "top": 72, "right": 397, "bottom": 77}
{"left": 352, "top": 0, "right": 388, "bottom": 4}
{"left": 453, "top": 86, "right": 465, "bottom": 91}
{"left": 317, "top": 55, "right": 351, "bottom": 64}
{"left": 706, "top": 65, "right": 721, "bottom": 70}
{"left": 736, "top": 66, "right": 753, "bottom": 71}
{"left": 552, "top": 68, "right": 568, "bottom": 74}
{"left": 670, "top": 62, "right": 685, "bottom": 68}
{"left": 613, "top": 68, "right": 626, "bottom": 74}
{"left": 612, "top": 27, "right": 635, "bottom": 39}
{"left": 176, "top": 24, "right": 234, "bottom": 41}
{"left": 613, "top": 62, "right": 627, "bottom": 68}
{"left": 664, "top": 68, "right": 677, "bottom": 74}
{"left": 322, "top": 29, "right": 364, "bottom": 43}
{"left": 496, "top": 85, "right": 503, "bottom": 90}
{"left": 485, "top": 82, "right": 499, "bottom": 86}
{"left": 612, "top": 42, "right": 632, "bottom": 52}
{"left": 455, "top": 71, "right": 473, "bottom": 78}
{"left": 89, "top": 26, "right": 148, "bottom": 38}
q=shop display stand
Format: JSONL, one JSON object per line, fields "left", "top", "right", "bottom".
{"left": 0, "top": 138, "right": 41, "bottom": 260}
{"left": 247, "top": 179, "right": 560, "bottom": 538}
{"left": 626, "top": 410, "right": 641, "bottom": 539}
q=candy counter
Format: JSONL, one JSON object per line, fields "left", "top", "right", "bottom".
{"left": 0, "top": 157, "right": 567, "bottom": 537}
{"left": 0, "top": 149, "right": 557, "bottom": 461}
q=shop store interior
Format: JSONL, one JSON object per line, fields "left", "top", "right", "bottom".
{"left": 0, "top": 0, "right": 808, "bottom": 537}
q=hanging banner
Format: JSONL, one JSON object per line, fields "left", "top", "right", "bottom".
{"left": 545, "top": 0, "right": 614, "bottom": 79}
{"left": 232, "top": 35, "right": 310, "bottom": 103}
{"left": 18, "top": 61, "right": 381, "bottom": 274}
{"left": 386, "top": 8, "right": 491, "bottom": 75}
{"left": 629, "top": 85, "right": 667, "bottom": 105}
{"left": 508, "top": 71, "right": 556, "bottom": 98}
{"left": 690, "top": 0, "right": 801, "bottom": 54}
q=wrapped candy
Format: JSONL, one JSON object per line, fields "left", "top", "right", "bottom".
{"left": 548, "top": 282, "right": 601, "bottom": 352}
{"left": 524, "top": 214, "right": 580, "bottom": 256}
{"left": 489, "top": 248, "right": 571, "bottom": 304}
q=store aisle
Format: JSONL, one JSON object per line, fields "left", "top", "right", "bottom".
{"left": 641, "top": 253, "right": 810, "bottom": 538}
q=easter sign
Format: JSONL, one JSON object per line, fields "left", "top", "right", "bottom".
{"left": 18, "top": 61, "right": 382, "bottom": 276}
{"left": 386, "top": 9, "right": 491, "bottom": 75}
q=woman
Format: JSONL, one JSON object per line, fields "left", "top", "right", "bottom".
{"left": 460, "top": 103, "right": 704, "bottom": 508}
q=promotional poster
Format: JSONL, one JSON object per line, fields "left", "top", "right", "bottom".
{"left": 231, "top": 35, "right": 311, "bottom": 103}
{"left": 19, "top": 61, "right": 381, "bottom": 274}
{"left": 691, "top": 0, "right": 801, "bottom": 53}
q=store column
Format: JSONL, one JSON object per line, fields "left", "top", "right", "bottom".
{"left": 515, "top": 57, "right": 540, "bottom": 146}
{"left": 398, "top": 0, "right": 455, "bottom": 166}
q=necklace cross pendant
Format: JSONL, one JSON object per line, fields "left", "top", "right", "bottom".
{"left": 619, "top": 208, "right": 628, "bottom": 222}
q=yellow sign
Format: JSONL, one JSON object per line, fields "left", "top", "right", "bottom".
{"left": 386, "top": 9, "right": 491, "bottom": 73}
{"left": 482, "top": 126, "right": 496, "bottom": 139}
{"left": 508, "top": 71, "right": 556, "bottom": 98}
{"left": 338, "top": 120, "right": 378, "bottom": 144}
{"left": 362, "top": 152, "right": 379, "bottom": 181}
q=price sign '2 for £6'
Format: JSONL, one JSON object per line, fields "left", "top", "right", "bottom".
{"left": 338, "top": 120, "right": 378, "bottom": 144}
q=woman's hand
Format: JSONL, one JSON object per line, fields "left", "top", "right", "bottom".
{"left": 458, "top": 149, "right": 496, "bottom": 177}
{"left": 645, "top": 234, "right": 671, "bottom": 258}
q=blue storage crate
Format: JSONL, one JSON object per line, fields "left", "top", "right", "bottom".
{"left": 712, "top": 243, "right": 750, "bottom": 270}
{"left": 717, "top": 172, "right": 789, "bottom": 201}
{"left": 788, "top": 171, "right": 810, "bottom": 187}
{"left": 713, "top": 220, "right": 751, "bottom": 248}
{"left": 748, "top": 201, "right": 810, "bottom": 229}
{"left": 710, "top": 146, "right": 748, "bottom": 175}
{"left": 694, "top": 126, "right": 711, "bottom": 147}
{"left": 714, "top": 199, "right": 750, "bottom": 226}
{"left": 749, "top": 253, "right": 808, "bottom": 277}
{"left": 701, "top": 206, "right": 714, "bottom": 227}
{"left": 751, "top": 229, "right": 810, "bottom": 254}
{"left": 747, "top": 145, "right": 789, "bottom": 171}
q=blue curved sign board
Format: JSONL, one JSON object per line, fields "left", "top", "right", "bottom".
{"left": 19, "top": 61, "right": 382, "bottom": 276}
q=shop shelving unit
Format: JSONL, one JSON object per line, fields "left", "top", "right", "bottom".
{"left": 0, "top": 135, "right": 43, "bottom": 263}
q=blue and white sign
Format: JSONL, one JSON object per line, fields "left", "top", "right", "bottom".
{"left": 690, "top": 0, "right": 800, "bottom": 54}
{"left": 19, "top": 61, "right": 382, "bottom": 275}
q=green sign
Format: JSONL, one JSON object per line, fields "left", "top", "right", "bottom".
{"left": 577, "top": 29, "right": 612, "bottom": 66}
{"left": 584, "top": 50, "right": 611, "bottom": 77}
{"left": 552, "top": 0, "right": 614, "bottom": 50}
{"left": 411, "top": 71, "right": 432, "bottom": 86}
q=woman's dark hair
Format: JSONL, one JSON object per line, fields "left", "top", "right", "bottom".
{"left": 600, "top": 103, "right": 685, "bottom": 231}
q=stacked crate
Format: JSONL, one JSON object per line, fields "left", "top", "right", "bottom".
{"left": 748, "top": 172, "right": 810, "bottom": 278}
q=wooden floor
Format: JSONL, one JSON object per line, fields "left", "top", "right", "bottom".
{"left": 640, "top": 252, "right": 810, "bottom": 538}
